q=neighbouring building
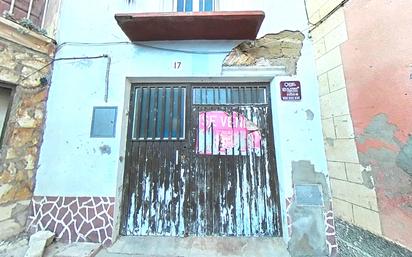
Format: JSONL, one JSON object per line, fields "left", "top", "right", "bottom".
{"left": 24, "top": 0, "right": 338, "bottom": 256}
{"left": 306, "top": 0, "right": 412, "bottom": 254}
{"left": 0, "top": 0, "right": 60, "bottom": 242}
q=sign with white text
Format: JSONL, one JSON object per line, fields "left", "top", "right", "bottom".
{"left": 280, "top": 81, "right": 302, "bottom": 101}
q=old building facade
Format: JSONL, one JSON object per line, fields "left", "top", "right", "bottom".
{"left": 25, "top": 0, "right": 337, "bottom": 256}
{"left": 0, "top": 0, "right": 411, "bottom": 256}
{"left": 0, "top": 0, "right": 58, "bottom": 242}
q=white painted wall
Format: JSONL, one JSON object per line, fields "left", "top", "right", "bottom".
{"left": 35, "top": 0, "right": 328, "bottom": 240}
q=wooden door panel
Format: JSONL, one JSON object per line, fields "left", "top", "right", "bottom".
{"left": 122, "top": 84, "right": 281, "bottom": 237}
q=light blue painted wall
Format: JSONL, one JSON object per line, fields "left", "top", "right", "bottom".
{"left": 34, "top": 1, "right": 328, "bottom": 238}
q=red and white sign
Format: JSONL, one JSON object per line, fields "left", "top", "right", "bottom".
{"left": 197, "top": 111, "right": 262, "bottom": 156}
{"left": 280, "top": 81, "right": 301, "bottom": 101}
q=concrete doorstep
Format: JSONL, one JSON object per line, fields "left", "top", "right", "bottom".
{"left": 96, "top": 236, "right": 291, "bottom": 257}
{"left": 44, "top": 242, "right": 102, "bottom": 257}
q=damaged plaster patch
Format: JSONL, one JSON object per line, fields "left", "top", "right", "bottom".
{"left": 306, "top": 109, "right": 314, "bottom": 120}
{"left": 292, "top": 161, "right": 331, "bottom": 209}
{"left": 99, "top": 145, "right": 111, "bottom": 155}
{"left": 358, "top": 113, "right": 400, "bottom": 145}
{"left": 357, "top": 113, "right": 412, "bottom": 242}
{"left": 396, "top": 136, "right": 412, "bottom": 176}
{"left": 223, "top": 30, "right": 305, "bottom": 75}
{"left": 288, "top": 161, "right": 330, "bottom": 256}
{"left": 361, "top": 167, "right": 375, "bottom": 189}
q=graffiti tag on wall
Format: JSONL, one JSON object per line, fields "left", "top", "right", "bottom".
{"left": 197, "top": 111, "right": 262, "bottom": 156}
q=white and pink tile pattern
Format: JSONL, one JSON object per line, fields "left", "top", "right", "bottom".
{"left": 28, "top": 196, "right": 115, "bottom": 245}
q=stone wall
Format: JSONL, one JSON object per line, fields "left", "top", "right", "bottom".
{"left": 0, "top": 17, "right": 54, "bottom": 241}
{"left": 305, "top": 0, "right": 382, "bottom": 236}
{"left": 307, "top": 0, "right": 412, "bottom": 251}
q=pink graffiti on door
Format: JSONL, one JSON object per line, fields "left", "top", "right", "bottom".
{"left": 197, "top": 111, "right": 262, "bottom": 156}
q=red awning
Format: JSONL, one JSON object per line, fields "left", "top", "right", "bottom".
{"left": 115, "top": 11, "right": 265, "bottom": 41}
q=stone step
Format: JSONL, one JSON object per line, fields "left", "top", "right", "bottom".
{"left": 97, "top": 236, "right": 291, "bottom": 257}
{"left": 44, "top": 242, "right": 102, "bottom": 257}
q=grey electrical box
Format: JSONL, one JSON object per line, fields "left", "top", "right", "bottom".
{"left": 90, "top": 106, "right": 117, "bottom": 138}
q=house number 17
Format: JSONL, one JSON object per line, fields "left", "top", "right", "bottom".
{"left": 173, "top": 61, "right": 182, "bottom": 69}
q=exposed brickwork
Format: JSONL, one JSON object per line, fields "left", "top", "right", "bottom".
{"left": 0, "top": 26, "right": 54, "bottom": 240}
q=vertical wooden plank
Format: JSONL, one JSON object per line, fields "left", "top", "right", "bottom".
{"left": 266, "top": 102, "right": 282, "bottom": 235}
{"left": 255, "top": 107, "right": 267, "bottom": 235}
{"left": 250, "top": 107, "right": 261, "bottom": 234}
{"left": 220, "top": 154, "right": 228, "bottom": 235}
{"left": 156, "top": 141, "right": 166, "bottom": 234}
{"left": 147, "top": 141, "right": 156, "bottom": 233}
{"left": 241, "top": 107, "right": 253, "bottom": 236}
{"left": 170, "top": 143, "right": 179, "bottom": 235}
{"left": 164, "top": 141, "right": 174, "bottom": 235}
{"left": 137, "top": 140, "right": 148, "bottom": 235}
{"left": 190, "top": 103, "right": 200, "bottom": 235}
{"left": 213, "top": 152, "right": 221, "bottom": 235}
{"left": 259, "top": 106, "right": 267, "bottom": 234}
{"left": 205, "top": 108, "right": 213, "bottom": 234}
{"left": 199, "top": 109, "right": 207, "bottom": 235}
{"left": 227, "top": 106, "right": 236, "bottom": 235}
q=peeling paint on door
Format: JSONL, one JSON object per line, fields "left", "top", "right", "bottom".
{"left": 121, "top": 84, "right": 281, "bottom": 237}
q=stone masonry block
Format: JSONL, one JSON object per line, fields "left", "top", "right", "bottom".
{"left": 353, "top": 205, "right": 382, "bottom": 235}
{"left": 0, "top": 184, "right": 13, "bottom": 200}
{"left": 330, "top": 178, "right": 379, "bottom": 211}
{"left": 318, "top": 0, "right": 345, "bottom": 19}
{"left": 25, "top": 230, "right": 55, "bottom": 257}
{"left": 0, "top": 219, "right": 24, "bottom": 241}
{"left": 345, "top": 163, "right": 364, "bottom": 184}
{"left": 321, "top": 117, "right": 336, "bottom": 141}
{"left": 320, "top": 88, "right": 350, "bottom": 118}
{"left": 0, "top": 203, "right": 16, "bottom": 222}
{"left": 316, "top": 47, "right": 342, "bottom": 75}
{"left": 311, "top": 9, "right": 345, "bottom": 41}
{"left": 334, "top": 114, "right": 355, "bottom": 139}
{"left": 327, "top": 161, "right": 347, "bottom": 180}
{"left": 327, "top": 65, "right": 346, "bottom": 92}
{"left": 0, "top": 68, "right": 20, "bottom": 84}
{"left": 313, "top": 38, "right": 327, "bottom": 59}
{"left": 325, "top": 138, "right": 359, "bottom": 163}
{"left": 324, "top": 22, "right": 348, "bottom": 52}
{"left": 318, "top": 72, "right": 329, "bottom": 96}
{"left": 332, "top": 197, "right": 354, "bottom": 223}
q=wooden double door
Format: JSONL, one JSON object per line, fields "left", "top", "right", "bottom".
{"left": 121, "top": 83, "right": 281, "bottom": 237}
